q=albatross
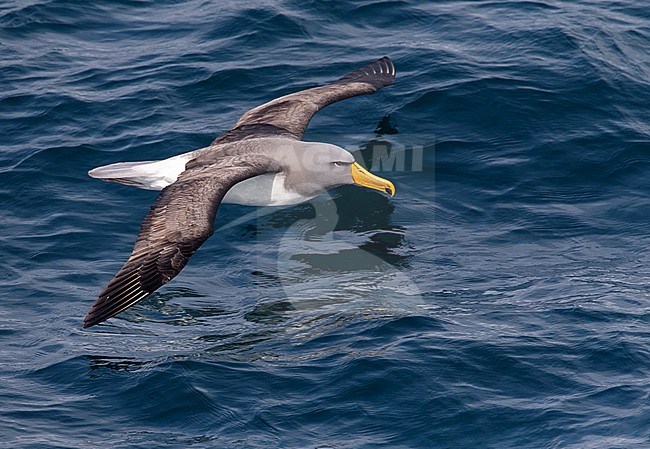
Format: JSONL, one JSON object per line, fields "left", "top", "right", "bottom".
{"left": 84, "top": 56, "right": 397, "bottom": 328}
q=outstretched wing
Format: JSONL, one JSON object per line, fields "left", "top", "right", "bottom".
{"left": 212, "top": 56, "right": 396, "bottom": 144}
{"left": 84, "top": 158, "right": 277, "bottom": 328}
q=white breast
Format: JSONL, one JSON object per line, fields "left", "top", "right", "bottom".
{"left": 223, "top": 173, "right": 313, "bottom": 206}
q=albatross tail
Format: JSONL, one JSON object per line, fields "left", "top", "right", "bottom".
{"left": 88, "top": 154, "right": 192, "bottom": 190}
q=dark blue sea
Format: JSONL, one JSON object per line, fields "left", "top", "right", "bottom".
{"left": 2, "top": 1, "right": 650, "bottom": 447}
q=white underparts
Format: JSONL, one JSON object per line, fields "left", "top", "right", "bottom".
{"left": 223, "top": 172, "right": 311, "bottom": 206}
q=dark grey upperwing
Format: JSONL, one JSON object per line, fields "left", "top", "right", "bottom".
{"left": 211, "top": 56, "right": 396, "bottom": 144}
{"left": 83, "top": 158, "right": 278, "bottom": 328}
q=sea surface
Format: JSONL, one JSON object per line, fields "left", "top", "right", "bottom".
{"left": 1, "top": 1, "right": 650, "bottom": 448}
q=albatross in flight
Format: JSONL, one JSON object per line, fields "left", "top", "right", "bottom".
{"left": 84, "top": 56, "right": 397, "bottom": 328}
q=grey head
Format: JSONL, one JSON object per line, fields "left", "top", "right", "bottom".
{"left": 263, "top": 139, "right": 394, "bottom": 198}
{"left": 278, "top": 141, "right": 353, "bottom": 197}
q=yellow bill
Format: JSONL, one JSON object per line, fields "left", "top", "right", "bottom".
{"left": 351, "top": 162, "right": 395, "bottom": 197}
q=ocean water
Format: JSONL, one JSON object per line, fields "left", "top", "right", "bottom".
{"left": 1, "top": 0, "right": 650, "bottom": 447}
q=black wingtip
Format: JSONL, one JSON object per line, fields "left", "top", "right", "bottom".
{"left": 83, "top": 310, "right": 102, "bottom": 328}
{"left": 337, "top": 56, "right": 396, "bottom": 88}
{"left": 82, "top": 306, "right": 121, "bottom": 329}
{"left": 83, "top": 306, "right": 103, "bottom": 328}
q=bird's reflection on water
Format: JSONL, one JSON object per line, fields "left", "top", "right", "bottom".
{"left": 87, "top": 355, "right": 152, "bottom": 373}
{"left": 246, "top": 186, "right": 421, "bottom": 323}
